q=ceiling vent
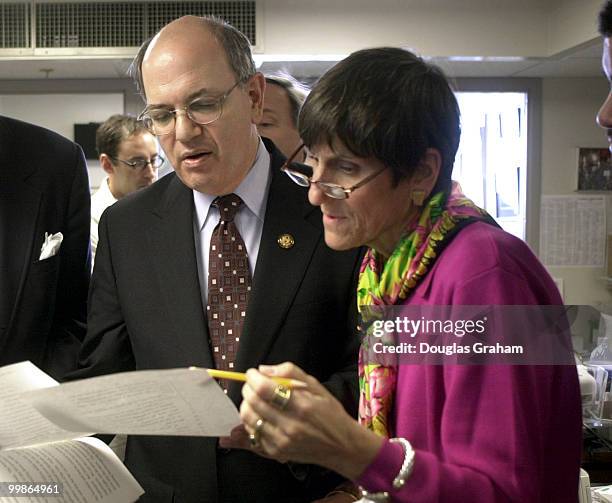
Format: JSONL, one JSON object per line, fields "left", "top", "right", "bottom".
{"left": 0, "top": 3, "right": 31, "bottom": 49}
{"left": 0, "top": 1, "right": 260, "bottom": 57}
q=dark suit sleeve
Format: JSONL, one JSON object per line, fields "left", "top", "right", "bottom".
{"left": 285, "top": 250, "right": 362, "bottom": 494}
{"left": 320, "top": 250, "right": 363, "bottom": 416}
{"left": 72, "top": 208, "right": 136, "bottom": 379}
{"left": 44, "top": 144, "right": 91, "bottom": 379}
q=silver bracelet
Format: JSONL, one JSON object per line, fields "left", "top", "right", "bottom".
{"left": 390, "top": 437, "right": 415, "bottom": 489}
{"left": 357, "top": 437, "right": 415, "bottom": 502}
{"left": 356, "top": 489, "right": 389, "bottom": 503}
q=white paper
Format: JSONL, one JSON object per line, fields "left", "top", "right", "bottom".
{"left": 0, "top": 362, "right": 143, "bottom": 503}
{"left": 25, "top": 368, "right": 240, "bottom": 437}
{"left": 0, "top": 362, "right": 89, "bottom": 449}
{"left": 0, "top": 437, "right": 144, "bottom": 503}
{"left": 540, "top": 195, "right": 606, "bottom": 267}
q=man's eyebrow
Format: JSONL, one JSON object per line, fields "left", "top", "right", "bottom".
{"left": 185, "top": 87, "right": 221, "bottom": 102}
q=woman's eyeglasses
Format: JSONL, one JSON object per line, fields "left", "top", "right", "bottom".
{"left": 281, "top": 144, "right": 386, "bottom": 200}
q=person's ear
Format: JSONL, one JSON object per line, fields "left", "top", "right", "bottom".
{"left": 247, "top": 72, "right": 265, "bottom": 123}
{"left": 99, "top": 154, "right": 115, "bottom": 176}
{"left": 410, "top": 148, "right": 442, "bottom": 206}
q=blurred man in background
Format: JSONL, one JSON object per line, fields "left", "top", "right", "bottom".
{"left": 91, "top": 114, "right": 161, "bottom": 263}
{"left": 258, "top": 72, "right": 308, "bottom": 159}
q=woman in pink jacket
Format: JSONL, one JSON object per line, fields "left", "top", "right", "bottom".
{"left": 239, "top": 47, "right": 582, "bottom": 502}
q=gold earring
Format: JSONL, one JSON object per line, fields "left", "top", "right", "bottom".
{"left": 411, "top": 189, "right": 426, "bottom": 206}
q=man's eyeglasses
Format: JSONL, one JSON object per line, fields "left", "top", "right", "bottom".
{"left": 138, "top": 80, "right": 242, "bottom": 136}
{"left": 110, "top": 155, "right": 165, "bottom": 171}
{"left": 281, "top": 144, "right": 386, "bottom": 200}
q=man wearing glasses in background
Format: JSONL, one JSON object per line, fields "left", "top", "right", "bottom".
{"left": 74, "top": 15, "right": 361, "bottom": 503}
{"left": 90, "top": 114, "right": 161, "bottom": 264}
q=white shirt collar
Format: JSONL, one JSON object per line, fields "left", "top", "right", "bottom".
{"left": 91, "top": 176, "right": 118, "bottom": 217}
{"left": 193, "top": 138, "right": 271, "bottom": 230}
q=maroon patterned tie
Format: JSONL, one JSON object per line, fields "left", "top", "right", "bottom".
{"left": 207, "top": 194, "right": 251, "bottom": 378}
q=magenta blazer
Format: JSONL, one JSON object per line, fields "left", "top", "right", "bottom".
{"left": 356, "top": 222, "right": 582, "bottom": 502}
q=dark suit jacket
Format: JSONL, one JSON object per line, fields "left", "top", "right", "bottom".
{"left": 76, "top": 140, "right": 363, "bottom": 503}
{"left": 0, "top": 116, "right": 90, "bottom": 380}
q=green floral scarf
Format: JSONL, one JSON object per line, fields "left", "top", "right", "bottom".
{"left": 357, "top": 182, "right": 489, "bottom": 436}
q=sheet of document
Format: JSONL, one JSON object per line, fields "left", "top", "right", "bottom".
{"left": 0, "top": 437, "right": 144, "bottom": 503}
{"left": 0, "top": 362, "right": 88, "bottom": 449}
{"left": 540, "top": 195, "right": 606, "bottom": 267}
{"left": 24, "top": 368, "right": 240, "bottom": 437}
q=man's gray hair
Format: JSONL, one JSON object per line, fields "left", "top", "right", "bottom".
{"left": 264, "top": 72, "right": 309, "bottom": 127}
{"left": 129, "top": 16, "right": 256, "bottom": 100}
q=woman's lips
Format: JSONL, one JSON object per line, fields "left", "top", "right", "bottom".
{"left": 323, "top": 214, "right": 345, "bottom": 225}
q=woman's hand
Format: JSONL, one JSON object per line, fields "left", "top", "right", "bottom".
{"left": 239, "top": 362, "right": 383, "bottom": 480}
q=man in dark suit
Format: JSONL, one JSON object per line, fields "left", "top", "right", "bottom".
{"left": 0, "top": 116, "right": 90, "bottom": 379}
{"left": 75, "top": 15, "right": 361, "bottom": 503}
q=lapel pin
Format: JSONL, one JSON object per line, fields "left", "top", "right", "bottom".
{"left": 277, "top": 233, "right": 295, "bottom": 249}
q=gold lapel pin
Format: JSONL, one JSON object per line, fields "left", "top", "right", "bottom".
{"left": 277, "top": 233, "right": 295, "bottom": 249}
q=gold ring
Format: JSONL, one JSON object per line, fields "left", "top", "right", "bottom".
{"left": 248, "top": 432, "right": 258, "bottom": 448}
{"left": 271, "top": 384, "right": 291, "bottom": 410}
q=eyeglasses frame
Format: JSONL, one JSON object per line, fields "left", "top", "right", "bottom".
{"left": 281, "top": 143, "right": 387, "bottom": 199}
{"left": 137, "top": 80, "right": 244, "bottom": 136}
{"left": 109, "top": 155, "right": 165, "bottom": 171}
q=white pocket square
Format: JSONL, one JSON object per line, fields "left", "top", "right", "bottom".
{"left": 39, "top": 232, "right": 63, "bottom": 260}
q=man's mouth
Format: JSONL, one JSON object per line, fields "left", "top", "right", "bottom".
{"left": 181, "top": 150, "right": 212, "bottom": 163}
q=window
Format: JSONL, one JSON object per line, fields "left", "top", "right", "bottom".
{"left": 453, "top": 92, "right": 528, "bottom": 240}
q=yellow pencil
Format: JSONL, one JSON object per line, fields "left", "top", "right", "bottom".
{"left": 189, "top": 367, "right": 307, "bottom": 389}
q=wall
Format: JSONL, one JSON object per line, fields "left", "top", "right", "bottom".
{"left": 547, "top": 0, "right": 601, "bottom": 54}
{"left": 541, "top": 76, "right": 612, "bottom": 307}
{"left": 0, "top": 93, "right": 123, "bottom": 138}
{"left": 260, "top": 0, "right": 549, "bottom": 57}
{"left": 0, "top": 79, "right": 143, "bottom": 189}
{"left": 0, "top": 92, "right": 124, "bottom": 189}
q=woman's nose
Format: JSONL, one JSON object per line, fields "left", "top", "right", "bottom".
{"left": 308, "top": 182, "right": 327, "bottom": 207}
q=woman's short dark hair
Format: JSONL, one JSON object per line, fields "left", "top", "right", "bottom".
{"left": 299, "top": 47, "right": 460, "bottom": 189}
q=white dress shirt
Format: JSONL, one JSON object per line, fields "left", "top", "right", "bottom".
{"left": 90, "top": 176, "right": 118, "bottom": 267}
{"left": 193, "top": 139, "right": 271, "bottom": 308}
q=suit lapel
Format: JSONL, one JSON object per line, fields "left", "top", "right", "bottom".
{"left": 146, "top": 175, "right": 215, "bottom": 369}
{"left": 0, "top": 119, "right": 41, "bottom": 336}
{"left": 231, "top": 148, "right": 322, "bottom": 400}
{"left": 145, "top": 147, "right": 322, "bottom": 398}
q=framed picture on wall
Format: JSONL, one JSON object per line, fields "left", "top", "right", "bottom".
{"left": 577, "top": 147, "right": 612, "bottom": 191}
